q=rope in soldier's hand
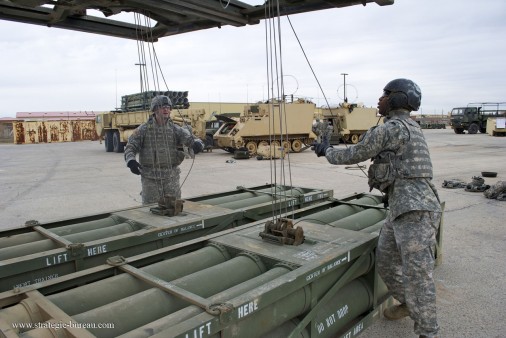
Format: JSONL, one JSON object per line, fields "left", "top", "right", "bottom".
{"left": 345, "top": 165, "right": 366, "bottom": 170}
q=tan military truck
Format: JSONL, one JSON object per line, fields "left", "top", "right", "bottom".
{"left": 95, "top": 110, "right": 149, "bottom": 153}
{"left": 319, "top": 102, "right": 381, "bottom": 144}
{"left": 95, "top": 108, "right": 219, "bottom": 153}
{"left": 213, "top": 101, "right": 317, "bottom": 154}
{"left": 95, "top": 90, "right": 218, "bottom": 153}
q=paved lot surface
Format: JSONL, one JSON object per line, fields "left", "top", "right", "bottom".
{"left": 0, "top": 129, "right": 505, "bottom": 337}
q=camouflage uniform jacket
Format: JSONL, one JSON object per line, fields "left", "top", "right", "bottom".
{"left": 124, "top": 115, "right": 195, "bottom": 179}
{"left": 325, "top": 110, "right": 441, "bottom": 220}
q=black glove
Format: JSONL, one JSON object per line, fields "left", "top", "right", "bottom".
{"left": 127, "top": 160, "right": 142, "bottom": 175}
{"left": 313, "top": 142, "right": 332, "bottom": 157}
{"left": 192, "top": 139, "right": 205, "bottom": 154}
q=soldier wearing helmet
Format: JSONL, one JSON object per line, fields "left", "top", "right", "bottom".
{"left": 124, "top": 95, "right": 205, "bottom": 204}
{"left": 313, "top": 79, "right": 441, "bottom": 338}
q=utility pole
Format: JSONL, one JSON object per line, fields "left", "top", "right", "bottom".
{"left": 135, "top": 63, "right": 146, "bottom": 108}
{"left": 135, "top": 63, "right": 146, "bottom": 91}
{"left": 341, "top": 73, "right": 348, "bottom": 103}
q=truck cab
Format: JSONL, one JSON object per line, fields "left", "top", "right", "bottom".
{"left": 450, "top": 103, "right": 506, "bottom": 134}
{"left": 450, "top": 107, "right": 480, "bottom": 134}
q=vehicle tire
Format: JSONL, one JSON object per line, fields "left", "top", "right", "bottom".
{"left": 291, "top": 139, "right": 303, "bottom": 153}
{"left": 104, "top": 130, "right": 114, "bottom": 152}
{"left": 479, "top": 127, "right": 487, "bottom": 134}
{"left": 245, "top": 141, "right": 257, "bottom": 155}
{"left": 454, "top": 128, "right": 464, "bottom": 134}
{"left": 468, "top": 123, "right": 479, "bottom": 134}
{"left": 342, "top": 134, "right": 350, "bottom": 143}
{"left": 113, "top": 131, "right": 124, "bottom": 153}
{"left": 205, "top": 134, "right": 214, "bottom": 148}
{"left": 281, "top": 140, "right": 291, "bottom": 153}
{"left": 350, "top": 134, "right": 360, "bottom": 144}
{"left": 258, "top": 141, "right": 269, "bottom": 148}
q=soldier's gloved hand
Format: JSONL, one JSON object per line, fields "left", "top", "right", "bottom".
{"left": 127, "top": 160, "right": 142, "bottom": 175}
{"left": 192, "top": 139, "right": 205, "bottom": 154}
{"left": 313, "top": 142, "right": 332, "bottom": 157}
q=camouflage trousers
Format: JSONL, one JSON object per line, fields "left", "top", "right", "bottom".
{"left": 377, "top": 210, "right": 441, "bottom": 337}
{"left": 140, "top": 167, "right": 181, "bottom": 205}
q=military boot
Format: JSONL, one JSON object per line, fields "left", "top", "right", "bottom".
{"left": 383, "top": 303, "right": 409, "bottom": 320}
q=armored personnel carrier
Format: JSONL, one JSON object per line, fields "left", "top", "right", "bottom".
{"left": 214, "top": 101, "right": 317, "bottom": 155}
{"left": 319, "top": 103, "right": 381, "bottom": 145}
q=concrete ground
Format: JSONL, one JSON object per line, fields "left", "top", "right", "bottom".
{"left": 0, "top": 129, "right": 505, "bottom": 337}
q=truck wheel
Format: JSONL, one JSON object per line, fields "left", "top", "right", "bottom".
{"left": 291, "top": 140, "right": 303, "bottom": 153}
{"left": 350, "top": 134, "right": 360, "bottom": 144}
{"left": 205, "top": 134, "right": 214, "bottom": 149}
{"left": 104, "top": 130, "right": 114, "bottom": 152}
{"left": 454, "top": 128, "right": 463, "bottom": 134}
{"left": 113, "top": 131, "right": 124, "bottom": 153}
{"left": 468, "top": 123, "right": 479, "bottom": 134}
{"left": 245, "top": 141, "right": 257, "bottom": 155}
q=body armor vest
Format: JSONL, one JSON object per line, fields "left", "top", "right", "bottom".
{"left": 368, "top": 117, "right": 433, "bottom": 192}
{"left": 139, "top": 117, "right": 185, "bottom": 169}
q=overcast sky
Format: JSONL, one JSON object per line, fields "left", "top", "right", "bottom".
{"left": 0, "top": 0, "right": 505, "bottom": 118}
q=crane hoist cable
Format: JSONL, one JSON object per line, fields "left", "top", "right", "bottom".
{"left": 264, "top": 0, "right": 296, "bottom": 223}
{"left": 285, "top": 15, "right": 375, "bottom": 183}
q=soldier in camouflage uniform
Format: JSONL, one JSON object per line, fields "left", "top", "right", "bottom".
{"left": 313, "top": 118, "right": 322, "bottom": 142}
{"left": 313, "top": 118, "right": 332, "bottom": 143}
{"left": 124, "top": 95, "right": 205, "bottom": 204}
{"left": 322, "top": 122, "right": 333, "bottom": 144}
{"left": 314, "top": 79, "right": 441, "bottom": 338}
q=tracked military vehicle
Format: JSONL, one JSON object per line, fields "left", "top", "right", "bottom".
{"left": 319, "top": 102, "right": 381, "bottom": 145}
{"left": 214, "top": 101, "right": 317, "bottom": 155}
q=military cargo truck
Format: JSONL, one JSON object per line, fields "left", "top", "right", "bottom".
{"left": 319, "top": 102, "right": 381, "bottom": 144}
{"left": 95, "top": 109, "right": 148, "bottom": 153}
{"left": 450, "top": 102, "right": 506, "bottom": 134}
{"left": 95, "top": 108, "right": 221, "bottom": 153}
{"left": 213, "top": 101, "right": 317, "bottom": 154}
{"left": 95, "top": 90, "right": 224, "bottom": 153}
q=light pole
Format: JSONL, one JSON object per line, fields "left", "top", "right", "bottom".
{"left": 135, "top": 63, "right": 146, "bottom": 108}
{"left": 135, "top": 63, "right": 146, "bottom": 91}
{"left": 341, "top": 73, "right": 348, "bottom": 102}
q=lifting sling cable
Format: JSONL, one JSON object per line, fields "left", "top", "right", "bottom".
{"left": 132, "top": 13, "right": 198, "bottom": 201}
{"left": 285, "top": 15, "right": 372, "bottom": 180}
{"left": 264, "top": 1, "right": 295, "bottom": 222}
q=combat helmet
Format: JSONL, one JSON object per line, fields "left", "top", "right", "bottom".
{"left": 150, "top": 95, "right": 172, "bottom": 112}
{"left": 383, "top": 78, "right": 421, "bottom": 111}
